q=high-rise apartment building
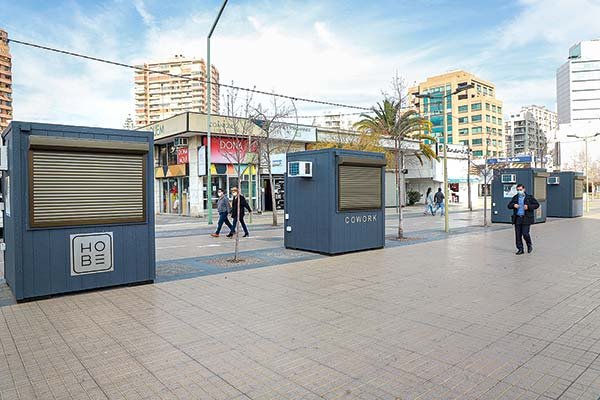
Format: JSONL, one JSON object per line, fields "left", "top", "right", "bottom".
{"left": 557, "top": 39, "right": 600, "bottom": 125}
{"left": 0, "top": 29, "right": 12, "bottom": 132}
{"left": 134, "top": 55, "right": 219, "bottom": 127}
{"left": 312, "top": 112, "right": 358, "bottom": 131}
{"left": 521, "top": 105, "right": 558, "bottom": 134}
{"left": 409, "top": 70, "right": 504, "bottom": 158}
{"left": 504, "top": 111, "right": 546, "bottom": 159}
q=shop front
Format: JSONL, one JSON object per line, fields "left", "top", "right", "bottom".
{"left": 155, "top": 143, "right": 190, "bottom": 215}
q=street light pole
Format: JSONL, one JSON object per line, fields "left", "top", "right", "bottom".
{"left": 467, "top": 147, "right": 472, "bottom": 211}
{"left": 442, "top": 93, "right": 449, "bottom": 232}
{"left": 206, "top": 0, "right": 229, "bottom": 225}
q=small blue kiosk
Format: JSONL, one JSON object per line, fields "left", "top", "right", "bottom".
{"left": 491, "top": 167, "right": 548, "bottom": 224}
{"left": 284, "top": 149, "right": 386, "bottom": 255}
{"left": 2, "top": 122, "right": 155, "bottom": 302}
{"left": 546, "top": 171, "right": 585, "bottom": 218}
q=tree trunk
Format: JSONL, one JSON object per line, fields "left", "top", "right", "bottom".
{"left": 268, "top": 172, "right": 278, "bottom": 226}
{"left": 234, "top": 182, "right": 241, "bottom": 261}
{"left": 483, "top": 175, "right": 488, "bottom": 227}
{"left": 397, "top": 150, "right": 405, "bottom": 239}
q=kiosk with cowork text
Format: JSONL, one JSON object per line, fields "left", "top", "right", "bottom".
{"left": 2, "top": 122, "right": 155, "bottom": 302}
{"left": 491, "top": 167, "right": 548, "bottom": 224}
{"left": 284, "top": 149, "right": 386, "bottom": 255}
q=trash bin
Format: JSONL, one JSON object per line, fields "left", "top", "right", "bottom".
{"left": 2, "top": 122, "right": 155, "bottom": 301}
{"left": 546, "top": 171, "right": 584, "bottom": 217}
{"left": 491, "top": 167, "right": 548, "bottom": 224}
{"left": 284, "top": 149, "right": 386, "bottom": 255}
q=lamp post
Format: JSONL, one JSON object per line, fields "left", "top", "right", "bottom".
{"left": 567, "top": 132, "right": 600, "bottom": 213}
{"left": 416, "top": 83, "right": 474, "bottom": 232}
{"left": 206, "top": 0, "right": 229, "bottom": 225}
{"left": 467, "top": 147, "right": 472, "bottom": 211}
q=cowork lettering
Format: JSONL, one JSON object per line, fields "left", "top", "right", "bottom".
{"left": 344, "top": 215, "right": 377, "bottom": 224}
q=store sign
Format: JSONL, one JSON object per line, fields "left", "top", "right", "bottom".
{"left": 177, "top": 147, "right": 189, "bottom": 164}
{"left": 270, "top": 153, "right": 287, "bottom": 175}
{"left": 253, "top": 120, "right": 317, "bottom": 143}
{"left": 437, "top": 143, "right": 470, "bottom": 158}
{"left": 70, "top": 232, "right": 114, "bottom": 276}
{"left": 208, "top": 137, "right": 256, "bottom": 164}
{"left": 487, "top": 156, "right": 533, "bottom": 164}
{"left": 198, "top": 146, "right": 207, "bottom": 176}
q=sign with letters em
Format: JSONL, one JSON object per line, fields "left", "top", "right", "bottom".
{"left": 70, "top": 232, "right": 114, "bottom": 276}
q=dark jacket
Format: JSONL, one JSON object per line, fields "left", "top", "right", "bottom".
{"left": 231, "top": 194, "right": 252, "bottom": 218}
{"left": 507, "top": 193, "right": 540, "bottom": 225}
{"left": 434, "top": 191, "right": 444, "bottom": 204}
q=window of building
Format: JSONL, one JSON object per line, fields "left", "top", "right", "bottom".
{"left": 472, "top": 115, "right": 482, "bottom": 122}
{"left": 460, "top": 140, "right": 469, "bottom": 146}
{"left": 472, "top": 127, "right": 483, "bottom": 134}
{"left": 458, "top": 117, "right": 468, "bottom": 124}
{"left": 483, "top": 87, "right": 488, "bottom": 95}
{"left": 459, "top": 128, "right": 469, "bottom": 135}
{"left": 492, "top": 105, "right": 497, "bottom": 112}
{"left": 492, "top": 128, "right": 497, "bottom": 134}
{"left": 497, "top": 106, "right": 502, "bottom": 113}
{"left": 492, "top": 116, "right": 497, "bottom": 124}
{"left": 473, "top": 150, "right": 483, "bottom": 157}
{"left": 492, "top": 140, "right": 497, "bottom": 146}
{"left": 486, "top": 115, "right": 491, "bottom": 122}
{"left": 458, "top": 105, "right": 468, "bottom": 113}
{"left": 471, "top": 103, "right": 482, "bottom": 111}
{"left": 498, "top": 118, "right": 502, "bottom": 125}
{"left": 485, "top": 103, "right": 490, "bottom": 111}
{"left": 472, "top": 139, "right": 483, "bottom": 145}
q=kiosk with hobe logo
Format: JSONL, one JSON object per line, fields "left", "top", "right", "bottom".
{"left": 491, "top": 167, "right": 548, "bottom": 224}
{"left": 2, "top": 122, "right": 155, "bottom": 302}
{"left": 284, "top": 149, "right": 386, "bottom": 255}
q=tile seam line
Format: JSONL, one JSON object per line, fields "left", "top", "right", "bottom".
{"left": 29, "top": 303, "right": 112, "bottom": 400}
{"left": 127, "top": 284, "right": 340, "bottom": 399}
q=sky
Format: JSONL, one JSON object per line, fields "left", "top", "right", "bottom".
{"left": 1, "top": 0, "right": 600, "bottom": 128}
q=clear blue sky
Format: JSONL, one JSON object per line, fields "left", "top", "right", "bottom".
{"left": 1, "top": 0, "right": 599, "bottom": 127}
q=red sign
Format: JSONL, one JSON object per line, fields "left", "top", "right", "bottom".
{"left": 177, "top": 147, "right": 189, "bottom": 164}
{"left": 206, "top": 137, "right": 255, "bottom": 164}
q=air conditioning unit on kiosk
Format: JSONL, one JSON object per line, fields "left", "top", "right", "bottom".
{"left": 288, "top": 161, "right": 312, "bottom": 178}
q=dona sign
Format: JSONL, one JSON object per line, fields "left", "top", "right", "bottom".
{"left": 208, "top": 137, "right": 257, "bottom": 164}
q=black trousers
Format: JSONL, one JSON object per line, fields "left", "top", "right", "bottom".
{"left": 514, "top": 218, "right": 532, "bottom": 250}
{"left": 230, "top": 215, "right": 249, "bottom": 235}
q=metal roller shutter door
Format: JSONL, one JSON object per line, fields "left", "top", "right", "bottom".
{"left": 338, "top": 165, "right": 381, "bottom": 211}
{"left": 30, "top": 151, "right": 146, "bottom": 227}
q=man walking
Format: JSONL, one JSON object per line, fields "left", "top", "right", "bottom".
{"left": 228, "top": 187, "right": 252, "bottom": 238}
{"left": 507, "top": 183, "right": 539, "bottom": 255}
{"left": 433, "top": 188, "right": 445, "bottom": 216}
{"left": 210, "top": 188, "right": 233, "bottom": 237}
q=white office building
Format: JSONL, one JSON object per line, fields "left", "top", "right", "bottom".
{"left": 556, "top": 39, "right": 600, "bottom": 124}
{"left": 555, "top": 39, "right": 600, "bottom": 172}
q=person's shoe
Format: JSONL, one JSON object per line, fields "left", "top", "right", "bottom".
{"left": 226, "top": 233, "right": 234, "bottom": 238}
{"left": 210, "top": 233, "right": 219, "bottom": 238}
{"left": 527, "top": 246, "right": 533, "bottom": 254}
{"left": 243, "top": 233, "right": 249, "bottom": 238}
{"left": 515, "top": 250, "right": 524, "bottom": 255}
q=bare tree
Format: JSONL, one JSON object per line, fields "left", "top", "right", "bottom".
{"left": 219, "top": 87, "right": 259, "bottom": 262}
{"left": 253, "top": 98, "right": 300, "bottom": 226}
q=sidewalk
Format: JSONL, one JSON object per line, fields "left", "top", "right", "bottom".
{"left": 1, "top": 210, "right": 599, "bottom": 399}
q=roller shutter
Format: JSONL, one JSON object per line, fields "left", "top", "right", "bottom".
{"left": 338, "top": 165, "right": 382, "bottom": 211}
{"left": 30, "top": 151, "right": 146, "bottom": 227}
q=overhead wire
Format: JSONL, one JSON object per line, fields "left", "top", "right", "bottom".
{"left": 8, "top": 38, "right": 372, "bottom": 112}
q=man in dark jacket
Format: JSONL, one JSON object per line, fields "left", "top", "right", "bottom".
{"left": 507, "top": 183, "right": 540, "bottom": 255}
{"left": 433, "top": 188, "right": 445, "bottom": 216}
{"left": 228, "top": 187, "right": 252, "bottom": 238}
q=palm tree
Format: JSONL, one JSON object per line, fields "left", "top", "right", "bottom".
{"left": 355, "top": 99, "right": 435, "bottom": 239}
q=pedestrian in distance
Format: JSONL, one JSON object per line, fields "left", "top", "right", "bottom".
{"left": 210, "top": 188, "right": 233, "bottom": 237}
{"left": 228, "top": 187, "right": 252, "bottom": 238}
{"left": 507, "top": 183, "right": 539, "bottom": 255}
{"left": 432, "top": 188, "right": 445, "bottom": 216}
{"left": 423, "top": 187, "right": 435, "bottom": 216}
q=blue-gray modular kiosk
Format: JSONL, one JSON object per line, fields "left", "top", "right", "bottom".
{"left": 2, "top": 122, "right": 155, "bottom": 302}
{"left": 491, "top": 167, "right": 548, "bottom": 224}
{"left": 284, "top": 149, "right": 386, "bottom": 255}
{"left": 546, "top": 171, "right": 585, "bottom": 218}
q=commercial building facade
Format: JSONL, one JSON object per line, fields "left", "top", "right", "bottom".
{"left": 557, "top": 39, "right": 600, "bottom": 125}
{"left": 409, "top": 70, "right": 505, "bottom": 159}
{"left": 134, "top": 56, "right": 219, "bottom": 128}
{"left": 141, "top": 112, "right": 314, "bottom": 217}
{"left": 0, "top": 29, "right": 12, "bottom": 132}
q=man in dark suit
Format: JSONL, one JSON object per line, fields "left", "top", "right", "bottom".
{"left": 227, "top": 187, "right": 252, "bottom": 238}
{"left": 507, "top": 183, "right": 540, "bottom": 255}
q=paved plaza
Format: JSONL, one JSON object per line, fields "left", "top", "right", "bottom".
{"left": 1, "top": 207, "right": 600, "bottom": 399}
